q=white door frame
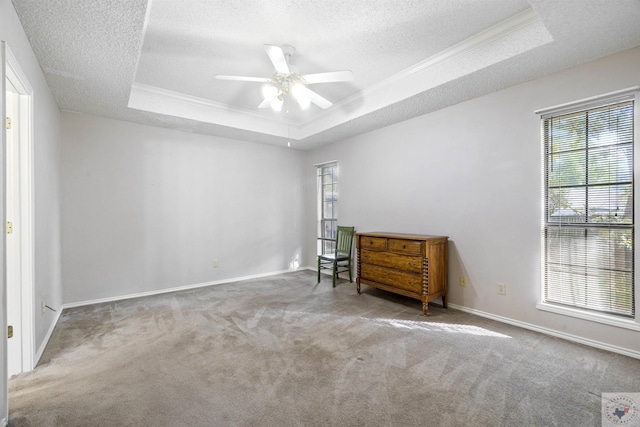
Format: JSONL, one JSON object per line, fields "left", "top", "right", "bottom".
{"left": 1, "top": 40, "right": 6, "bottom": 427}
{"left": 4, "top": 44, "right": 34, "bottom": 375}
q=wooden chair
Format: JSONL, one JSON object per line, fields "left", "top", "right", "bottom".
{"left": 317, "top": 226, "right": 355, "bottom": 287}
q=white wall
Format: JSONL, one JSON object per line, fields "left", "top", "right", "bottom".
{"left": 61, "top": 113, "right": 306, "bottom": 304}
{"left": 306, "top": 46, "right": 640, "bottom": 356}
{"left": 1, "top": 0, "right": 63, "bottom": 418}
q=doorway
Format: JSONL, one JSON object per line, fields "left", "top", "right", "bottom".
{"left": 5, "top": 45, "right": 34, "bottom": 377}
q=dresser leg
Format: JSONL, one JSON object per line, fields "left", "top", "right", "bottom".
{"left": 442, "top": 295, "right": 448, "bottom": 309}
{"left": 357, "top": 282, "right": 361, "bottom": 294}
{"left": 422, "top": 301, "right": 428, "bottom": 316}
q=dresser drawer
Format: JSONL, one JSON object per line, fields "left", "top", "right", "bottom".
{"left": 388, "top": 239, "right": 423, "bottom": 255}
{"left": 360, "top": 236, "right": 387, "bottom": 251}
{"left": 360, "top": 264, "right": 422, "bottom": 293}
{"left": 360, "top": 250, "right": 422, "bottom": 274}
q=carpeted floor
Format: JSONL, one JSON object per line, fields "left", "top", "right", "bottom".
{"left": 8, "top": 270, "right": 640, "bottom": 426}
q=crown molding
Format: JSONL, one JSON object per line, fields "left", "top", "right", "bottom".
{"left": 298, "top": 8, "right": 550, "bottom": 138}
{"left": 128, "top": 82, "right": 301, "bottom": 138}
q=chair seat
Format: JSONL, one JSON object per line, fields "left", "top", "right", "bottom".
{"left": 318, "top": 253, "right": 349, "bottom": 262}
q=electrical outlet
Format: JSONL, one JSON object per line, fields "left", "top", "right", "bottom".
{"left": 41, "top": 299, "right": 47, "bottom": 314}
{"left": 497, "top": 283, "right": 507, "bottom": 295}
{"left": 212, "top": 259, "right": 219, "bottom": 268}
{"left": 460, "top": 276, "right": 467, "bottom": 287}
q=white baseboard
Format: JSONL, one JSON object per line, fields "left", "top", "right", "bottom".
{"left": 448, "top": 303, "right": 640, "bottom": 360}
{"left": 34, "top": 307, "right": 63, "bottom": 367}
{"left": 62, "top": 268, "right": 310, "bottom": 310}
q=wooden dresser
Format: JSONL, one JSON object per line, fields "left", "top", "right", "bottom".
{"left": 356, "top": 232, "right": 448, "bottom": 316}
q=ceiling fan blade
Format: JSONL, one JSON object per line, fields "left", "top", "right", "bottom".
{"left": 264, "top": 45, "right": 290, "bottom": 74}
{"left": 297, "top": 85, "right": 332, "bottom": 109}
{"left": 215, "top": 75, "right": 271, "bottom": 83}
{"left": 258, "top": 94, "right": 276, "bottom": 108}
{"left": 303, "top": 70, "right": 354, "bottom": 84}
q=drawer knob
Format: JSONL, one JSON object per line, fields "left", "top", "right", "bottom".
{"left": 402, "top": 244, "right": 406, "bottom": 248}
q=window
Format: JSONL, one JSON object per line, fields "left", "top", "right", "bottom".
{"left": 542, "top": 96, "right": 635, "bottom": 319}
{"left": 317, "top": 162, "right": 338, "bottom": 255}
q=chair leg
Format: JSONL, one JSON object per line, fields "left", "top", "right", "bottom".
{"left": 348, "top": 259, "right": 353, "bottom": 282}
{"left": 332, "top": 261, "right": 337, "bottom": 288}
{"left": 317, "top": 258, "right": 321, "bottom": 283}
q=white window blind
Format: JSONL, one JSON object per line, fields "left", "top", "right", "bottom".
{"left": 543, "top": 98, "right": 634, "bottom": 318}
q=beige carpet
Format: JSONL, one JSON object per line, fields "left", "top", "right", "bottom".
{"left": 8, "top": 270, "right": 640, "bottom": 426}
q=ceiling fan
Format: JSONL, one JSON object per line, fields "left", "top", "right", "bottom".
{"left": 215, "top": 45, "right": 353, "bottom": 111}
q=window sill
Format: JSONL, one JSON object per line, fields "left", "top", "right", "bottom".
{"left": 536, "top": 303, "right": 640, "bottom": 331}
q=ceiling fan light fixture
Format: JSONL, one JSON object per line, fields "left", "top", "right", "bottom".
{"left": 271, "top": 96, "right": 284, "bottom": 112}
{"left": 262, "top": 83, "right": 278, "bottom": 99}
{"left": 297, "top": 94, "right": 310, "bottom": 110}
{"left": 290, "top": 83, "right": 303, "bottom": 98}
{"left": 291, "top": 83, "right": 310, "bottom": 110}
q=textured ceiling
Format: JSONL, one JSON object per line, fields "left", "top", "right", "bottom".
{"left": 10, "top": 0, "right": 640, "bottom": 150}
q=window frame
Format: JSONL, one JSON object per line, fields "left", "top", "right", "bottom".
{"left": 316, "top": 161, "right": 338, "bottom": 256}
{"left": 536, "top": 89, "right": 640, "bottom": 331}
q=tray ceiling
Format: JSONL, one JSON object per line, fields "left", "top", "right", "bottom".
{"left": 11, "top": 0, "right": 640, "bottom": 149}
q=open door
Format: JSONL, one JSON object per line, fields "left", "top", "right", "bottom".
{"left": 6, "top": 72, "right": 21, "bottom": 378}
{"left": 1, "top": 41, "right": 35, "bottom": 425}
{"left": 1, "top": 39, "right": 9, "bottom": 427}
{"left": 4, "top": 43, "right": 34, "bottom": 378}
